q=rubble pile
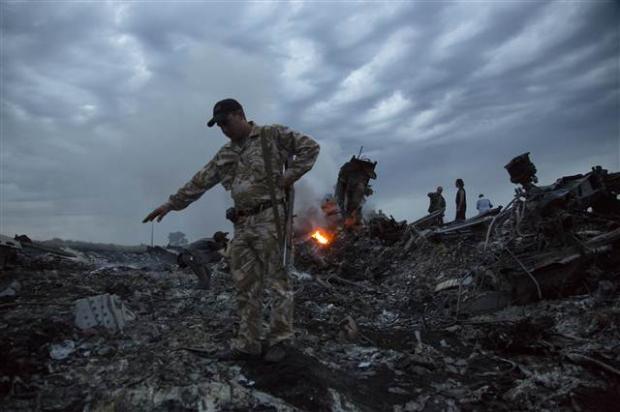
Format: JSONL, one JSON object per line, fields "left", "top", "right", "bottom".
{"left": 1, "top": 160, "right": 619, "bottom": 411}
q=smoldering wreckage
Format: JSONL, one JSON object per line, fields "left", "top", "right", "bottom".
{"left": 1, "top": 153, "right": 619, "bottom": 411}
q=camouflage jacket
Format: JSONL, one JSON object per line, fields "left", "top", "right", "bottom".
{"left": 166, "top": 122, "right": 320, "bottom": 211}
{"left": 427, "top": 192, "right": 446, "bottom": 213}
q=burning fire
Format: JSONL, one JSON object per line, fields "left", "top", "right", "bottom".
{"left": 310, "top": 228, "right": 332, "bottom": 246}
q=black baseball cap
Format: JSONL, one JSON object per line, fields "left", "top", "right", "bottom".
{"left": 207, "top": 98, "right": 243, "bottom": 127}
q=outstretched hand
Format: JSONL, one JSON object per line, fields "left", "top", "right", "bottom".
{"left": 142, "top": 204, "right": 171, "bottom": 223}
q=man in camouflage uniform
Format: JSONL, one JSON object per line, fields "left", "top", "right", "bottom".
{"left": 427, "top": 186, "right": 446, "bottom": 225}
{"left": 143, "top": 99, "right": 320, "bottom": 361}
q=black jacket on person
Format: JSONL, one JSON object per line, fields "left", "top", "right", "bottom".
{"left": 455, "top": 188, "right": 466, "bottom": 220}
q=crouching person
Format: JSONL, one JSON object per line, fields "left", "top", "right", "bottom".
{"left": 177, "top": 231, "right": 229, "bottom": 290}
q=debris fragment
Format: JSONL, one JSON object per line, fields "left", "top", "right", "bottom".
{"left": 49, "top": 340, "right": 76, "bottom": 360}
{"left": 0, "top": 281, "right": 21, "bottom": 297}
{"left": 335, "top": 154, "right": 377, "bottom": 229}
{"left": 73, "top": 293, "right": 136, "bottom": 331}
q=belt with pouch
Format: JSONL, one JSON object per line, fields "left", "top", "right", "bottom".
{"left": 236, "top": 199, "right": 285, "bottom": 218}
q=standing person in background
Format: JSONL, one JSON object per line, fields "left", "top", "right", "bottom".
{"left": 476, "top": 194, "right": 493, "bottom": 215}
{"left": 455, "top": 178, "right": 467, "bottom": 222}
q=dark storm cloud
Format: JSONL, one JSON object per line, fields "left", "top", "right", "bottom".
{"left": 1, "top": 0, "right": 618, "bottom": 244}
{"left": 1, "top": 3, "right": 137, "bottom": 122}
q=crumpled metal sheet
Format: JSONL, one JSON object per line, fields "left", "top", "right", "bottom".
{"left": 74, "top": 293, "right": 136, "bottom": 331}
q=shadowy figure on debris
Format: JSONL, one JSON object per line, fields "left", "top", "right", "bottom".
{"left": 476, "top": 194, "right": 493, "bottom": 215}
{"left": 455, "top": 178, "right": 467, "bottom": 222}
{"left": 335, "top": 155, "right": 377, "bottom": 230}
{"left": 177, "top": 231, "right": 229, "bottom": 290}
{"left": 427, "top": 186, "right": 446, "bottom": 225}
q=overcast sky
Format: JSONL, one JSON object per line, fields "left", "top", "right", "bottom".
{"left": 1, "top": 0, "right": 618, "bottom": 245}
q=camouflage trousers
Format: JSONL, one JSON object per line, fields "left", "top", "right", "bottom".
{"left": 229, "top": 206, "right": 293, "bottom": 355}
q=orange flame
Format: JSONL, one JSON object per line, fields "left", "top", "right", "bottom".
{"left": 311, "top": 228, "right": 332, "bottom": 246}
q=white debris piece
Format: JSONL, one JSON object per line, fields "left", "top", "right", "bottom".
{"left": 0, "top": 280, "right": 21, "bottom": 297}
{"left": 357, "top": 361, "right": 371, "bottom": 369}
{"left": 434, "top": 275, "right": 472, "bottom": 292}
{"left": 50, "top": 340, "right": 76, "bottom": 360}
{"left": 434, "top": 278, "right": 460, "bottom": 292}
{"left": 289, "top": 268, "right": 313, "bottom": 281}
{"left": 74, "top": 293, "right": 136, "bottom": 331}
